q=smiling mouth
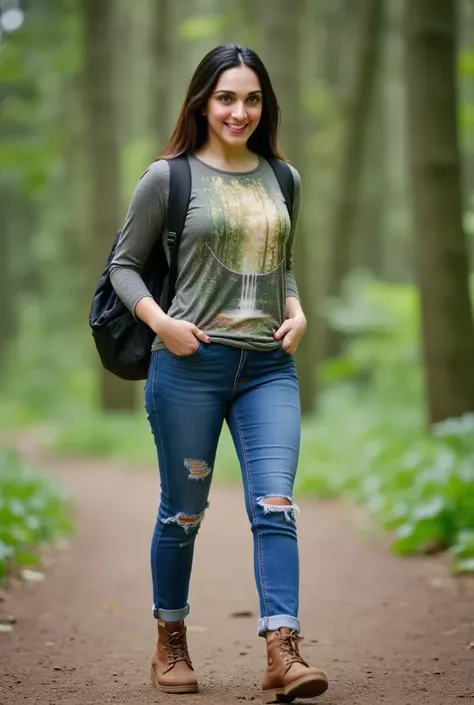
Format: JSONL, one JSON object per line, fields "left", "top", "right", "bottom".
{"left": 225, "top": 123, "right": 248, "bottom": 132}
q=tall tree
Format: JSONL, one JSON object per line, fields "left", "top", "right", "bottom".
{"left": 354, "top": 69, "right": 387, "bottom": 278}
{"left": 116, "top": 0, "right": 171, "bottom": 195}
{"left": 151, "top": 0, "right": 173, "bottom": 145}
{"left": 0, "top": 191, "right": 18, "bottom": 367}
{"left": 320, "top": 0, "right": 385, "bottom": 359}
{"left": 83, "top": 0, "right": 136, "bottom": 411}
{"left": 260, "top": 0, "right": 316, "bottom": 414}
{"left": 405, "top": 0, "right": 474, "bottom": 425}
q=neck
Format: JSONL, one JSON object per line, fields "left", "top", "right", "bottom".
{"left": 195, "top": 134, "right": 257, "bottom": 170}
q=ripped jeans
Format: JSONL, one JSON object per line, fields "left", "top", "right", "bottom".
{"left": 145, "top": 342, "right": 301, "bottom": 636}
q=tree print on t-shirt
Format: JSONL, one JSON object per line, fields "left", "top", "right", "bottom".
{"left": 195, "top": 175, "right": 289, "bottom": 334}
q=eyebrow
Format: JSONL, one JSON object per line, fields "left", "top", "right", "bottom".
{"left": 213, "top": 89, "right": 262, "bottom": 95}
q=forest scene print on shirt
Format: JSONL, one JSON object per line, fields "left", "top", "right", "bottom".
{"left": 197, "top": 174, "right": 289, "bottom": 335}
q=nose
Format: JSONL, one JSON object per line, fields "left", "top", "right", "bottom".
{"left": 231, "top": 101, "right": 247, "bottom": 121}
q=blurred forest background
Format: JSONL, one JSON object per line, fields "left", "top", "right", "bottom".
{"left": 1, "top": 0, "right": 474, "bottom": 581}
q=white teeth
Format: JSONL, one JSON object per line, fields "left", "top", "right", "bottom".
{"left": 226, "top": 124, "right": 246, "bottom": 130}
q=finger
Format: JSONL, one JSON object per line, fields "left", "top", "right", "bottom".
{"left": 274, "top": 320, "right": 293, "bottom": 340}
{"left": 282, "top": 337, "right": 294, "bottom": 354}
{"left": 193, "top": 326, "right": 210, "bottom": 343}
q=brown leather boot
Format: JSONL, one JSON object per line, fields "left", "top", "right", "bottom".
{"left": 262, "top": 628, "right": 328, "bottom": 703}
{"left": 150, "top": 620, "right": 198, "bottom": 693}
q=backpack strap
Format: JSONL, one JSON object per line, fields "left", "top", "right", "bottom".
{"left": 267, "top": 158, "right": 295, "bottom": 222}
{"left": 162, "top": 155, "right": 192, "bottom": 312}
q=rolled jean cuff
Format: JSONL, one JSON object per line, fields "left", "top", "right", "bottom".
{"left": 257, "top": 615, "right": 300, "bottom": 636}
{"left": 153, "top": 604, "right": 190, "bottom": 621}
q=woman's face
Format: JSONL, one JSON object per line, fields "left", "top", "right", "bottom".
{"left": 204, "top": 65, "right": 263, "bottom": 149}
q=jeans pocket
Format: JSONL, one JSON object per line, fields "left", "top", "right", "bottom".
{"left": 165, "top": 341, "right": 202, "bottom": 359}
{"left": 280, "top": 344, "right": 293, "bottom": 358}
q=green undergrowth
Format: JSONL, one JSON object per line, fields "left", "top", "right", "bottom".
{"left": 300, "top": 275, "right": 474, "bottom": 573}
{"left": 0, "top": 448, "right": 74, "bottom": 583}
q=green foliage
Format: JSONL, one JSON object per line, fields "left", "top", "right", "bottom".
{"left": 0, "top": 448, "right": 74, "bottom": 583}
{"left": 0, "top": 296, "right": 94, "bottom": 424}
{"left": 295, "top": 276, "right": 474, "bottom": 572}
{"left": 0, "top": 5, "right": 81, "bottom": 196}
{"left": 466, "top": 192, "right": 474, "bottom": 239}
{"left": 122, "top": 138, "right": 158, "bottom": 199}
{"left": 52, "top": 410, "right": 155, "bottom": 465}
{"left": 461, "top": 104, "right": 474, "bottom": 132}
{"left": 179, "top": 14, "right": 226, "bottom": 42}
{"left": 459, "top": 46, "right": 474, "bottom": 78}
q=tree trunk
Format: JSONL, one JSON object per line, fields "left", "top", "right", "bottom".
{"left": 383, "top": 0, "right": 411, "bottom": 284}
{"left": 321, "top": 0, "right": 385, "bottom": 359}
{"left": 0, "top": 193, "right": 17, "bottom": 369}
{"left": 260, "top": 0, "right": 317, "bottom": 415}
{"left": 116, "top": 0, "right": 169, "bottom": 195}
{"left": 151, "top": 0, "right": 172, "bottom": 146}
{"left": 83, "top": 0, "right": 136, "bottom": 411}
{"left": 354, "top": 73, "right": 386, "bottom": 278}
{"left": 459, "top": 0, "right": 474, "bottom": 263}
{"left": 405, "top": 0, "right": 474, "bottom": 425}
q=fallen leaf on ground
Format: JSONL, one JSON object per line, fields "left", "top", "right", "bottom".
{"left": 21, "top": 569, "right": 45, "bottom": 582}
{"left": 0, "top": 615, "right": 16, "bottom": 625}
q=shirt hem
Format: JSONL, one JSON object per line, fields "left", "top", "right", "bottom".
{"left": 151, "top": 336, "right": 284, "bottom": 353}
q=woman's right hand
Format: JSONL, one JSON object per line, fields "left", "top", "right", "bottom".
{"left": 158, "top": 318, "right": 210, "bottom": 356}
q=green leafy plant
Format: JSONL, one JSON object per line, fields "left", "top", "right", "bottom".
{"left": 296, "top": 276, "right": 474, "bottom": 572}
{"left": 0, "top": 448, "right": 74, "bottom": 583}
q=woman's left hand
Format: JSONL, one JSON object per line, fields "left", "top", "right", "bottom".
{"left": 273, "top": 313, "right": 307, "bottom": 355}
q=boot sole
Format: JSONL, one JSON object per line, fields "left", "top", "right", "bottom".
{"left": 262, "top": 673, "right": 328, "bottom": 703}
{"left": 150, "top": 666, "right": 199, "bottom": 694}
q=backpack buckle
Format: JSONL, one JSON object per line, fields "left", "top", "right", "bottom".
{"left": 167, "top": 231, "right": 177, "bottom": 249}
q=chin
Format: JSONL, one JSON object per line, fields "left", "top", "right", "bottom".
{"left": 223, "top": 135, "right": 248, "bottom": 144}
{"left": 221, "top": 128, "right": 253, "bottom": 143}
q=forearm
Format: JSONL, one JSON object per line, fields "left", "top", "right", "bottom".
{"left": 134, "top": 296, "right": 170, "bottom": 335}
{"left": 286, "top": 296, "right": 305, "bottom": 319}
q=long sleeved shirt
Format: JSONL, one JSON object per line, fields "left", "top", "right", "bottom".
{"left": 109, "top": 155, "right": 301, "bottom": 351}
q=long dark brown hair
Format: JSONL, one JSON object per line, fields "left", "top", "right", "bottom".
{"left": 157, "top": 44, "right": 284, "bottom": 161}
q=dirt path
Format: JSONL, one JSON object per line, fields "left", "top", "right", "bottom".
{"left": 1, "top": 450, "right": 473, "bottom": 705}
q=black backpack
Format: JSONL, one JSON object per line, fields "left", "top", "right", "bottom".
{"left": 89, "top": 155, "right": 295, "bottom": 381}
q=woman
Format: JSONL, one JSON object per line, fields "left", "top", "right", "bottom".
{"left": 109, "top": 44, "right": 328, "bottom": 703}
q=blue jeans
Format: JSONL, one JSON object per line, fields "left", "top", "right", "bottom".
{"left": 145, "top": 342, "right": 301, "bottom": 636}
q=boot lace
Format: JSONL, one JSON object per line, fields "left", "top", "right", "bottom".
{"left": 165, "top": 628, "right": 193, "bottom": 668}
{"left": 277, "top": 630, "right": 309, "bottom": 672}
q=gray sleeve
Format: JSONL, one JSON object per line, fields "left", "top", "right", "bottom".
{"left": 285, "top": 164, "right": 301, "bottom": 300}
{"left": 109, "top": 160, "right": 170, "bottom": 315}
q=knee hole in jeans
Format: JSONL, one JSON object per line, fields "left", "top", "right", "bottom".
{"left": 161, "top": 503, "right": 209, "bottom": 535}
{"left": 184, "top": 458, "right": 212, "bottom": 481}
{"left": 257, "top": 495, "right": 300, "bottom": 523}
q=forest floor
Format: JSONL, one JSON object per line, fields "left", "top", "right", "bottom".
{"left": 1, "top": 438, "right": 473, "bottom": 705}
